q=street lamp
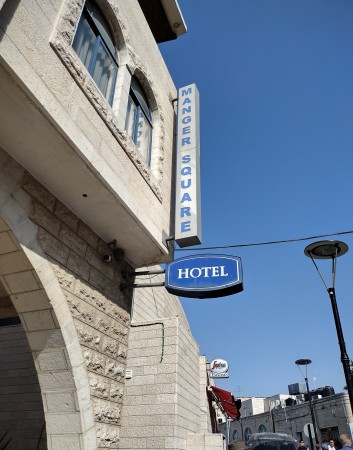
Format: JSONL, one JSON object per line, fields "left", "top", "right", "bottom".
{"left": 304, "top": 240, "right": 353, "bottom": 414}
{"left": 295, "top": 358, "right": 319, "bottom": 450}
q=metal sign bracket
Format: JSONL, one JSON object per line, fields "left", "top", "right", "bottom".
{"left": 120, "top": 269, "right": 166, "bottom": 290}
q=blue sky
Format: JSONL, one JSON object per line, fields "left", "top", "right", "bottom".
{"left": 160, "top": 1, "right": 353, "bottom": 398}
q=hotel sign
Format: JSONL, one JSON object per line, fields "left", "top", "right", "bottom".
{"left": 165, "top": 254, "right": 243, "bottom": 298}
{"left": 175, "top": 83, "right": 202, "bottom": 248}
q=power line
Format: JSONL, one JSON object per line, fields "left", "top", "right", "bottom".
{"left": 175, "top": 229, "right": 353, "bottom": 251}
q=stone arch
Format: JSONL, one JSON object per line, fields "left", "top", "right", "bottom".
{"left": 130, "top": 67, "right": 159, "bottom": 114}
{"left": 95, "top": 0, "right": 129, "bottom": 65}
{"left": 0, "top": 224, "right": 96, "bottom": 449}
{"left": 0, "top": 150, "right": 133, "bottom": 448}
{"left": 0, "top": 161, "right": 96, "bottom": 448}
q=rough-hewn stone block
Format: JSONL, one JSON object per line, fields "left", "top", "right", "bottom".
{"left": 77, "top": 222, "right": 98, "bottom": 249}
{"left": 88, "top": 372, "right": 110, "bottom": 400}
{"left": 38, "top": 229, "right": 69, "bottom": 265}
{"left": 22, "top": 174, "right": 56, "bottom": 212}
{"left": 92, "top": 397, "right": 121, "bottom": 424}
{"left": 89, "top": 267, "right": 117, "bottom": 300}
{"left": 97, "top": 422, "right": 120, "bottom": 448}
{"left": 30, "top": 201, "right": 61, "bottom": 236}
{"left": 67, "top": 252, "right": 90, "bottom": 281}
{"left": 59, "top": 224, "right": 87, "bottom": 258}
{"left": 54, "top": 200, "right": 80, "bottom": 232}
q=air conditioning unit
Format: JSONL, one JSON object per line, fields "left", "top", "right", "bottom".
{"left": 289, "top": 383, "right": 307, "bottom": 395}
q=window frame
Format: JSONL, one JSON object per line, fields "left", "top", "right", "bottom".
{"left": 245, "top": 427, "right": 253, "bottom": 444}
{"left": 233, "top": 430, "right": 240, "bottom": 441}
{"left": 52, "top": 0, "right": 165, "bottom": 198}
{"left": 72, "top": 0, "right": 119, "bottom": 106}
{"left": 125, "top": 78, "right": 153, "bottom": 165}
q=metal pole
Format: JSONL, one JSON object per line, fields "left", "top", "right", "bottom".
{"left": 240, "top": 418, "right": 244, "bottom": 441}
{"left": 304, "top": 376, "right": 319, "bottom": 448}
{"left": 270, "top": 404, "right": 276, "bottom": 432}
{"left": 226, "top": 418, "right": 230, "bottom": 446}
{"left": 307, "top": 423, "right": 314, "bottom": 450}
{"left": 327, "top": 287, "right": 353, "bottom": 414}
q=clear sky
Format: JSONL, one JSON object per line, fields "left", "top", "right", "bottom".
{"left": 159, "top": 0, "right": 353, "bottom": 398}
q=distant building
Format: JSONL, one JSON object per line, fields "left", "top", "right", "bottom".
{"left": 241, "top": 397, "right": 266, "bottom": 416}
{"left": 219, "top": 392, "right": 353, "bottom": 447}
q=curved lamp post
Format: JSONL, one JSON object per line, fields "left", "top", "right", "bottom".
{"left": 295, "top": 358, "right": 319, "bottom": 450}
{"left": 304, "top": 240, "right": 353, "bottom": 414}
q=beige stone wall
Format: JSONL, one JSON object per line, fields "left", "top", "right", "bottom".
{"left": 0, "top": 149, "right": 135, "bottom": 449}
{"left": 0, "top": 0, "right": 177, "bottom": 266}
{"left": 119, "top": 317, "right": 201, "bottom": 450}
{"left": 0, "top": 131, "right": 223, "bottom": 450}
{"left": 130, "top": 270, "right": 190, "bottom": 328}
{"left": 199, "top": 356, "right": 213, "bottom": 434}
{"left": 186, "top": 433, "right": 227, "bottom": 450}
{"left": 119, "top": 284, "right": 225, "bottom": 450}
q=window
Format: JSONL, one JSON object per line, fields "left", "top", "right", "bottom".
{"left": 258, "top": 425, "right": 268, "bottom": 433}
{"left": 245, "top": 427, "right": 252, "bottom": 445}
{"left": 72, "top": 0, "right": 118, "bottom": 106}
{"left": 125, "top": 77, "right": 153, "bottom": 164}
{"left": 320, "top": 427, "right": 339, "bottom": 443}
{"left": 233, "top": 430, "right": 240, "bottom": 441}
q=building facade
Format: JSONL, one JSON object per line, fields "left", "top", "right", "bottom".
{"left": 220, "top": 393, "right": 353, "bottom": 447}
{"left": 0, "top": 1, "right": 225, "bottom": 449}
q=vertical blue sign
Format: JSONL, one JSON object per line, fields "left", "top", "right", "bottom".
{"left": 175, "top": 84, "right": 202, "bottom": 248}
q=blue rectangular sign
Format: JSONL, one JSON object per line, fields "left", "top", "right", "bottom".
{"left": 165, "top": 254, "right": 243, "bottom": 298}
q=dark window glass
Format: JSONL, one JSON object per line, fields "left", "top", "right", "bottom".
{"left": 125, "top": 78, "right": 152, "bottom": 164}
{"left": 72, "top": 0, "right": 118, "bottom": 106}
{"left": 245, "top": 428, "right": 253, "bottom": 445}
{"left": 233, "top": 430, "right": 240, "bottom": 441}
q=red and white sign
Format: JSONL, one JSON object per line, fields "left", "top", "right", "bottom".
{"left": 210, "top": 359, "right": 229, "bottom": 378}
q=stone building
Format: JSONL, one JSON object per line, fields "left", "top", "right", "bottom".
{"left": 220, "top": 393, "right": 353, "bottom": 447}
{"left": 0, "top": 1, "right": 225, "bottom": 449}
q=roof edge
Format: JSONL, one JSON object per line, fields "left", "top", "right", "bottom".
{"left": 160, "top": 0, "right": 187, "bottom": 37}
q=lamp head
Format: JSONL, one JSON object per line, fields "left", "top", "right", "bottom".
{"left": 295, "top": 358, "right": 312, "bottom": 366}
{"left": 304, "top": 240, "right": 348, "bottom": 260}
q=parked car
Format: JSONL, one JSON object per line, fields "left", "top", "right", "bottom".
{"left": 247, "top": 432, "right": 297, "bottom": 450}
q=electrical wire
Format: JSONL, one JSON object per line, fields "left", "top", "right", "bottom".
{"left": 174, "top": 229, "right": 353, "bottom": 251}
